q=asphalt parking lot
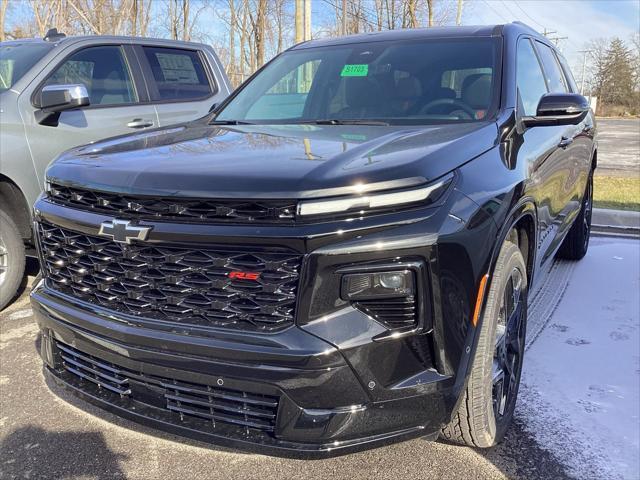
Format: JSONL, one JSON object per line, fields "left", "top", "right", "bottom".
{"left": 595, "top": 118, "right": 640, "bottom": 177}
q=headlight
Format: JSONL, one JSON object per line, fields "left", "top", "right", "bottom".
{"left": 297, "top": 174, "right": 452, "bottom": 217}
{"left": 44, "top": 179, "right": 52, "bottom": 194}
{"left": 341, "top": 270, "right": 415, "bottom": 300}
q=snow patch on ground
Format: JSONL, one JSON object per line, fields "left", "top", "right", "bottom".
{"left": 518, "top": 237, "right": 640, "bottom": 479}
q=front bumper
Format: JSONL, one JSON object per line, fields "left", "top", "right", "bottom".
{"left": 34, "top": 285, "right": 446, "bottom": 457}
{"left": 31, "top": 189, "right": 496, "bottom": 456}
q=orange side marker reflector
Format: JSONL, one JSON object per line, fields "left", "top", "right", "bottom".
{"left": 472, "top": 274, "right": 489, "bottom": 327}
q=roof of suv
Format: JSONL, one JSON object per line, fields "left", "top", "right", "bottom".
{"left": 291, "top": 22, "right": 542, "bottom": 49}
{"left": 1, "top": 34, "right": 210, "bottom": 50}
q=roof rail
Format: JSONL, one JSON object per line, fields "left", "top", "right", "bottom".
{"left": 44, "top": 28, "right": 66, "bottom": 41}
{"left": 511, "top": 21, "right": 539, "bottom": 35}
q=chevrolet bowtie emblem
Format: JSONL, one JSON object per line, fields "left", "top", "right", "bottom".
{"left": 98, "top": 219, "right": 152, "bottom": 244}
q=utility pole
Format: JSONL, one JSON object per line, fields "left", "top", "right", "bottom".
{"left": 295, "top": 0, "right": 303, "bottom": 43}
{"left": 456, "top": 0, "right": 464, "bottom": 26}
{"left": 578, "top": 49, "right": 593, "bottom": 95}
{"left": 295, "top": 0, "right": 311, "bottom": 43}
{"left": 304, "top": 0, "right": 311, "bottom": 41}
{"left": 342, "top": 0, "right": 347, "bottom": 35}
{"left": 542, "top": 28, "right": 567, "bottom": 48}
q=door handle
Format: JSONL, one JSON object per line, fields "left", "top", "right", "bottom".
{"left": 127, "top": 118, "right": 154, "bottom": 129}
{"left": 558, "top": 136, "right": 574, "bottom": 149}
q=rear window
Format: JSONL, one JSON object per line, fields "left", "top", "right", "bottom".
{"left": 142, "top": 47, "right": 213, "bottom": 101}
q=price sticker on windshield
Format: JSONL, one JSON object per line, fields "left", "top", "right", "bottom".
{"left": 341, "top": 64, "right": 369, "bottom": 77}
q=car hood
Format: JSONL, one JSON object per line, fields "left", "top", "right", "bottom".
{"left": 46, "top": 121, "right": 498, "bottom": 199}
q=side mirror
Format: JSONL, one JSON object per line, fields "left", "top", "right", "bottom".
{"left": 35, "top": 84, "right": 90, "bottom": 126}
{"left": 522, "top": 93, "right": 590, "bottom": 127}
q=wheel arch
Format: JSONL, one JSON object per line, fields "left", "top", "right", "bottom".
{"left": 470, "top": 197, "right": 537, "bottom": 338}
{"left": 0, "top": 174, "right": 33, "bottom": 242}
{"left": 453, "top": 197, "right": 537, "bottom": 394}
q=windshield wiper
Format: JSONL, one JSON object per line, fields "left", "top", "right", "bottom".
{"left": 296, "top": 119, "right": 390, "bottom": 126}
{"left": 209, "top": 119, "right": 254, "bottom": 125}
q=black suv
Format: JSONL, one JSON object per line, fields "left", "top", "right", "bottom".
{"left": 31, "top": 23, "right": 596, "bottom": 456}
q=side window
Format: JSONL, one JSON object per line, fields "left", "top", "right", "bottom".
{"left": 556, "top": 53, "right": 578, "bottom": 93}
{"left": 44, "top": 46, "right": 136, "bottom": 106}
{"left": 516, "top": 39, "right": 548, "bottom": 116}
{"left": 535, "top": 41, "right": 568, "bottom": 93}
{"left": 142, "top": 47, "right": 213, "bottom": 101}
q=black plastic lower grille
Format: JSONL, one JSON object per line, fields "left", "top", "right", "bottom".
{"left": 38, "top": 221, "right": 301, "bottom": 332}
{"left": 56, "top": 341, "right": 279, "bottom": 432}
{"left": 48, "top": 183, "right": 297, "bottom": 224}
{"left": 356, "top": 295, "right": 417, "bottom": 329}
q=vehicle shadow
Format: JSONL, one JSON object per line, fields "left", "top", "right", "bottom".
{"left": 43, "top": 373, "right": 243, "bottom": 456}
{"left": 5, "top": 257, "right": 40, "bottom": 309}
{"left": 436, "top": 418, "right": 572, "bottom": 480}
{"left": 0, "top": 425, "right": 129, "bottom": 479}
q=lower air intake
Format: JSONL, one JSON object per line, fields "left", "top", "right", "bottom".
{"left": 56, "top": 341, "right": 279, "bottom": 433}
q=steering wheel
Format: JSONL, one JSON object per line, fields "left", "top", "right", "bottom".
{"left": 419, "top": 98, "right": 476, "bottom": 119}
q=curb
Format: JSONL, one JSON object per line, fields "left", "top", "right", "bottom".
{"left": 592, "top": 208, "right": 640, "bottom": 237}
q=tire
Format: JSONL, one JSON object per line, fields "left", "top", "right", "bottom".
{"left": 441, "top": 240, "right": 527, "bottom": 448}
{"left": 558, "top": 173, "right": 593, "bottom": 260}
{"left": 0, "top": 208, "right": 25, "bottom": 311}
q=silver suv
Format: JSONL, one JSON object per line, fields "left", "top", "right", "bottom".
{"left": 0, "top": 29, "right": 231, "bottom": 309}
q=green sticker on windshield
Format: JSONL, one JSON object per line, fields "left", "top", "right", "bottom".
{"left": 341, "top": 64, "right": 369, "bottom": 77}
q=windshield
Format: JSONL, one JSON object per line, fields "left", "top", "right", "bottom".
{"left": 216, "top": 37, "right": 501, "bottom": 125}
{"left": 0, "top": 42, "right": 53, "bottom": 92}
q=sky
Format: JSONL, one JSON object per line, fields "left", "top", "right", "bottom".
{"left": 464, "top": 0, "right": 640, "bottom": 69}
{"left": 5, "top": 0, "right": 639, "bottom": 74}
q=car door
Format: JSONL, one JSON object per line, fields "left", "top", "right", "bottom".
{"left": 533, "top": 40, "right": 587, "bottom": 254}
{"left": 19, "top": 43, "right": 158, "bottom": 189}
{"left": 133, "top": 44, "right": 225, "bottom": 126}
{"left": 515, "top": 37, "right": 572, "bottom": 266}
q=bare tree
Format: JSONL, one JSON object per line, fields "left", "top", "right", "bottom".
{"left": 631, "top": 33, "right": 640, "bottom": 92}
{"left": 403, "top": 0, "right": 418, "bottom": 28}
{"left": 31, "top": 0, "right": 61, "bottom": 36}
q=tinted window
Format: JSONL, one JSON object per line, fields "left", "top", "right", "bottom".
{"left": 0, "top": 43, "right": 53, "bottom": 92}
{"left": 535, "top": 42, "right": 568, "bottom": 93}
{"left": 247, "top": 60, "right": 321, "bottom": 119}
{"left": 516, "top": 39, "right": 548, "bottom": 116}
{"left": 45, "top": 46, "right": 136, "bottom": 105}
{"left": 217, "top": 38, "right": 500, "bottom": 125}
{"left": 556, "top": 53, "right": 578, "bottom": 93}
{"left": 142, "top": 47, "right": 212, "bottom": 101}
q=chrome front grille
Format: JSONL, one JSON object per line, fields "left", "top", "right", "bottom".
{"left": 38, "top": 221, "right": 301, "bottom": 332}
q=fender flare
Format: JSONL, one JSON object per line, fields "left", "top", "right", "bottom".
{"left": 486, "top": 197, "right": 538, "bottom": 288}
{"left": 450, "top": 196, "right": 538, "bottom": 409}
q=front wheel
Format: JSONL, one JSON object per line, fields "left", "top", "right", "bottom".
{"left": 441, "top": 240, "right": 527, "bottom": 447}
{"left": 0, "top": 208, "right": 25, "bottom": 311}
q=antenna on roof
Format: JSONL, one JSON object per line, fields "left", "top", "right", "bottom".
{"left": 43, "top": 28, "right": 66, "bottom": 42}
